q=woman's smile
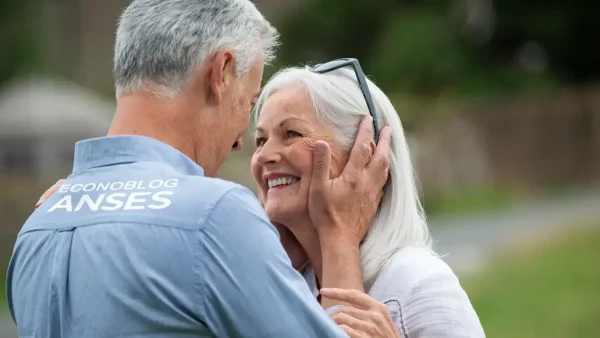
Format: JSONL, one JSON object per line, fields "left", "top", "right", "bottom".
{"left": 265, "top": 174, "right": 300, "bottom": 190}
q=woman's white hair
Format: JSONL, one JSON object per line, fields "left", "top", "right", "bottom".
{"left": 253, "top": 66, "right": 433, "bottom": 290}
{"left": 113, "top": 0, "right": 279, "bottom": 98}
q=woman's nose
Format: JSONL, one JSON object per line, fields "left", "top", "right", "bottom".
{"left": 256, "top": 140, "right": 282, "bottom": 166}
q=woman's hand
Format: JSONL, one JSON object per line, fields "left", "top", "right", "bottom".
{"left": 308, "top": 116, "right": 391, "bottom": 245}
{"left": 308, "top": 117, "right": 392, "bottom": 302}
{"left": 321, "top": 288, "right": 401, "bottom": 338}
{"left": 35, "top": 179, "right": 65, "bottom": 209}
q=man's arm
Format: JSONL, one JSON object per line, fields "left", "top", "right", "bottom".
{"left": 198, "top": 186, "right": 346, "bottom": 337}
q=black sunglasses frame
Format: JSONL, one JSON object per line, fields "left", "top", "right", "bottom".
{"left": 310, "top": 58, "right": 379, "bottom": 142}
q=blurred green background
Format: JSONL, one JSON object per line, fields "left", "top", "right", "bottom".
{"left": 1, "top": 0, "right": 599, "bottom": 337}
{"left": 464, "top": 225, "right": 600, "bottom": 338}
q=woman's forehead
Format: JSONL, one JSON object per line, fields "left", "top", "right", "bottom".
{"left": 256, "top": 89, "right": 317, "bottom": 129}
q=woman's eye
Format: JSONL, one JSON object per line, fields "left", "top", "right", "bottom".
{"left": 255, "top": 137, "right": 266, "bottom": 147}
{"left": 286, "top": 130, "right": 302, "bottom": 138}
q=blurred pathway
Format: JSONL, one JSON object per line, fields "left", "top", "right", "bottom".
{"left": 431, "top": 189, "right": 600, "bottom": 276}
{"left": 2, "top": 189, "right": 600, "bottom": 337}
{"left": 0, "top": 315, "right": 13, "bottom": 338}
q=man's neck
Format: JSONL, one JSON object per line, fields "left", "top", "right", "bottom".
{"left": 108, "top": 92, "right": 200, "bottom": 164}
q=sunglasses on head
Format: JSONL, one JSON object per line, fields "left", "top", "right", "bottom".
{"left": 310, "top": 58, "right": 379, "bottom": 142}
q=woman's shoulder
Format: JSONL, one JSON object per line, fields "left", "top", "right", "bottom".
{"left": 368, "top": 247, "right": 485, "bottom": 337}
{"left": 369, "top": 246, "right": 455, "bottom": 298}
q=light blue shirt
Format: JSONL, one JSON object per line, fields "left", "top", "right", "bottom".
{"left": 7, "top": 135, "right": 346, "bottom": 338}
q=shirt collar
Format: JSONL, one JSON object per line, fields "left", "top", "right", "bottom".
{"left": 301, "top": 264, "right": 320, "bottom": 299}
{"left": 72, "top": 135, "right": 204, "bottom": 176}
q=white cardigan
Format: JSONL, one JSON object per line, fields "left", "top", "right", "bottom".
{"left": 303, "top": 247, "right": 486, "bottom": 337}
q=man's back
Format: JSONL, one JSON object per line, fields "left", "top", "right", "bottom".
{"left": 7, "top": 136, "right": 344, "bottom": 338}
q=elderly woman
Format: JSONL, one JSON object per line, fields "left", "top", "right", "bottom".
{"left": 250, "top": 59, "right": 485, "bottom": 337}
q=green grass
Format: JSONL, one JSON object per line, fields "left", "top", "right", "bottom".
{"left": 462, "top": 225, "right": 600, "bottom": 338}
{"left": 423, "top": 187, "right": 519, "bottom": 217}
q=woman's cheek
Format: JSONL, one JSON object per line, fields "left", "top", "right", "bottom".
{"left": 250, "top": 156, "right": 266, "bottom": 205}
{"left": 288, "top": 138, "right": 348, "bottom": 178}
{"left": 250, "top": 155, "right": 260, "bottom": 181}
{"left": 293, "top": 137, "right": 318, "bottom": 152}
{"left": 256, "top": 187, "right": 266, "bottom": 206}
{"left": 288, "top": 138, "right": 319, "bottom": 172}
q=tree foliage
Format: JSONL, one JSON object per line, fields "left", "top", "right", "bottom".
{"left": 0, "top": 0, "right": 43, "bottom": 87}
{"left": 274, "top": 0, "right": 599, "bottom": 97}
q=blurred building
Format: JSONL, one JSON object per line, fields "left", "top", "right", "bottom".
{"left": 0, "top": 77, "right": 114, "bottom": 180}
{"left": 413, "top": 86, "right": 600, "bottom": 194}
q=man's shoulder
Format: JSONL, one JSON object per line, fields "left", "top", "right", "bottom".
{"left": 179, "top": 175, "right": 256, "bottom": 209}
{"left": 177, "top": 175, "right": 266, "bottom": 224}
{"left": 193, "top": 177, "right": 273, "bottom": 233}
{"left": 26, "top": 170, "right": 257, "bottom": 233}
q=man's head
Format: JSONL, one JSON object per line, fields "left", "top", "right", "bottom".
{"left": 112, "top": 0, "right": 279, "bottom": 176}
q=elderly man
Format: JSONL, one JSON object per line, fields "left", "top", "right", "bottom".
{"left": 6, "top": 0, "right": 391, "bottom": 337}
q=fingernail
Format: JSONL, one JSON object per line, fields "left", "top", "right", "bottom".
{"left": 314, "top": 142, "right": 327, "bottom": 154}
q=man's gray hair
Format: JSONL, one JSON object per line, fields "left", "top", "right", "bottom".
{"left": 114, "top": 0, "right": 280, "bottom": 98}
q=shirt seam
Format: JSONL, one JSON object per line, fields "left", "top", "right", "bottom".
{"left": 16, "top": 220, "right": 201, "bottom": 238}
{"left": 384, "top": 298, "right": 408, "bottom": 338}
{"left": 195, "top": 185, "right": 241, "bottom": 330}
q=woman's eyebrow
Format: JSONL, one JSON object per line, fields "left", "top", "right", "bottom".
{"left": 255, "top": 117, "right": 307, "bottom": 134}
{"left": 278, "top": 117, "right": 307, "bottom": 127}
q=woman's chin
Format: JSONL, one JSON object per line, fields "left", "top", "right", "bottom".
{"left": 265, "top": 206, "right": 307, "bottom": 226}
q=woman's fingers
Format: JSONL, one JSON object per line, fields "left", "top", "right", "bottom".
{"left": 339, "top": 324, "right": 364, "bottom": 338}
{"left": 324, "top": 289, "right": 400, "bottom": 337}
{"left": 35, "top": 179, "right": 66, "bottom": 209}
{"left": 320, "top": 288, "right": 375, "bottom": 310}
{"left": 343, "top": 116, "right": 375, "bottom": 179}
{"left": 331, "top": 305, "right": 371, "bottom": 321}
{"left": 331, "top": 308, "right": 383, "bottom": 337}
{"left": 366, "top": 125, "right": 392, "bottom": 187}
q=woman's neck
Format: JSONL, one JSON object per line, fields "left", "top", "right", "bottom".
{"left": 284, "top": 221, "right": 324, "bottom": 284}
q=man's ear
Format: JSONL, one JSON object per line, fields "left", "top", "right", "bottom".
{"left": 208, "top": 49, "right": 235, "bottom": 104}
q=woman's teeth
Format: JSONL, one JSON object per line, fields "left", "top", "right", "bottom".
{"left": 268, "top": 177, "right": 299, "bottom": 188}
